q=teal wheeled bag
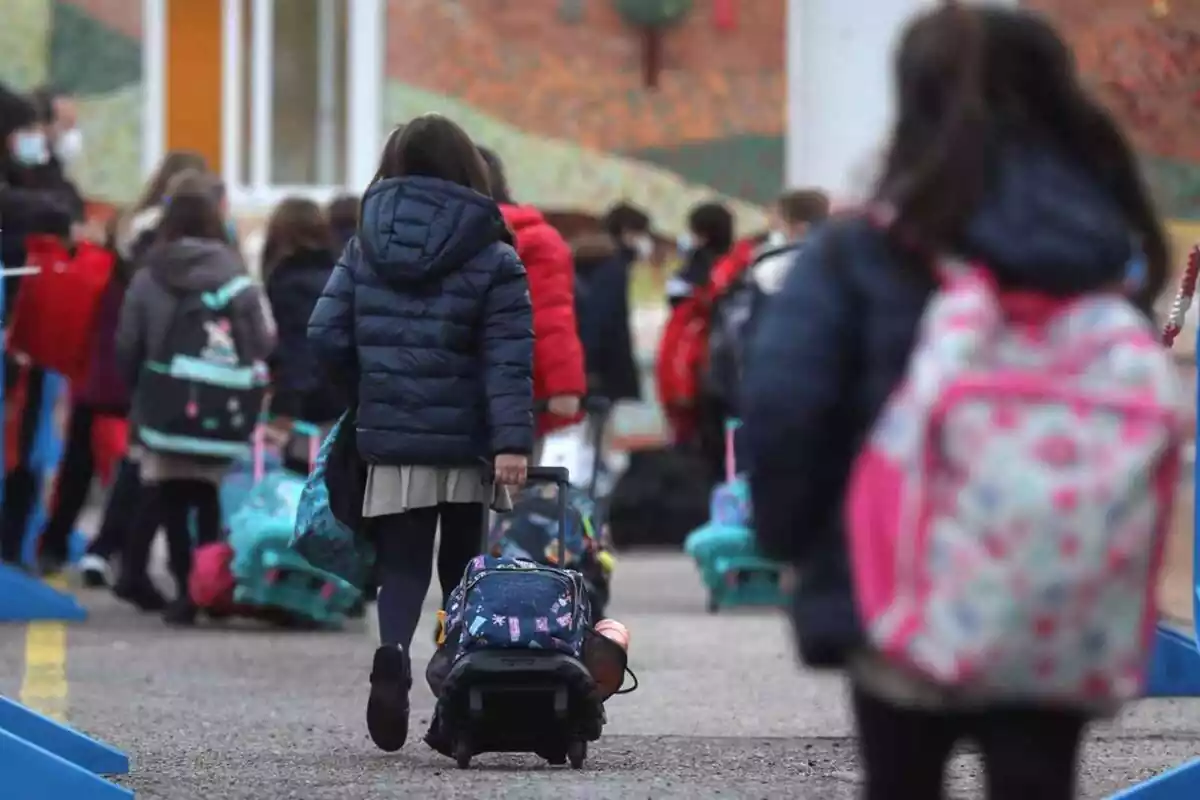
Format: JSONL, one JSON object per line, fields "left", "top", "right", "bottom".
{"left": 683, "top": 420, "right": 786, "bottom": 613}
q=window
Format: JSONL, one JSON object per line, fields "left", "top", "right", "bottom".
{"left": 222, "top": 0, "right": 383, "bottom": 209}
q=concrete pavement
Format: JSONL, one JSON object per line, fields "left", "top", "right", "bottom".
{"left": 2, "top": 553, "right": 1199, "bottom": 798}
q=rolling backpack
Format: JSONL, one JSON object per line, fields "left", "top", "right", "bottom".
{"left": 135, "top": 276, "right": 268, "bottom": 459}
{"left": 192, "top": 424, "right": 360, "bottom": 627}
{"left": 846, "top": 228, "right": 1187, "bottom": 705}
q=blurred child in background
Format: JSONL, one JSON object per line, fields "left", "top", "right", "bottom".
{"left": 113, "top": 171, "right": 275, "bottom": 624}
{"left": 262, "top": 197, "right": 346, "bottom": 469}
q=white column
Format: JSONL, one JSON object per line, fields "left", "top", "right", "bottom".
{"left": 315, "top": 0, "right": 338, "bottom": 186}
{"left": 220, "top": 0, "right": 244, "bottom": 192}
{"left": 250, "top": 0, "right": 275, "bottom": 192}
{"left": 141, "top": 0, "right": 166, "bottom": 178}
{"left": 785, "top": 0, "right": 932, "bottom": 201}
{"left": 346, "top": 0, "right": 384, "bottom": 193}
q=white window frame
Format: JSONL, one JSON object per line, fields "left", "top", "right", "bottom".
{"left": 142, "top": 0, "right": 384, "bottom": 214}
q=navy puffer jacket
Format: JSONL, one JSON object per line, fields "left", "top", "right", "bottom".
{"left": 308, "top": 176, "right": 534, "bottom": 466}
{"left": 742, "top": 144, "right": 1137, "bottom": 668}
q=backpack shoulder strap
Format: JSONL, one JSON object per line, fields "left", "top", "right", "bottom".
{"left": 202, "top": 275, "right": 254, "bottom": 310}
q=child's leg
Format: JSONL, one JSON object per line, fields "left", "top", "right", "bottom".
{"left": 191, "top": 481, "right": 220, "bottom": 547}
{"left": 161, "top": 480, "right": 215, "bottom": 625}
{"left": 113, "top": 482, "right": 168, "bottom": 610}
{"left": 374, "top": 506, "right": 439, "bottom": 649}
{"left": 88, "top": 457, "right": 143, "bottom": 561}
{"left": 366, "top": 505, "right": 440, "bottom": 753}
{"left": 38, "top": 404, "right": 96, "bottom": 570}
{"left": 435, "top": 502, "right": 485, "bottom": 609}
{"left": 158, "top": 480, "right": 196, "bottom": 595}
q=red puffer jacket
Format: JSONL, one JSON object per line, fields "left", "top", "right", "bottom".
{"left": 499, "top": 204, "right": 587, "bottom": 434}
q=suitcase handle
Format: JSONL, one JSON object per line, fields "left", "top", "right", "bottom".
{"left": 252, "top": 417, "right": 324, "bottom": 484}
{"left": 480, "top": 465, "right": 572, "bottom": 567}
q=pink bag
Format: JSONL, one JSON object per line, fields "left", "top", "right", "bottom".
{"left": 845, "top": 253, "right": 1186, "bottom": 704}
{"left": 189, "top": 542, "right": 238, "bottom": 613}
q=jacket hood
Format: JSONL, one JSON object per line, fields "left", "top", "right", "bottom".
{"left": 961, "top": 144, "right": 1133, "bottom": 294}
{"left": 358, "top": 176, "right": 512, "bottom": 285}
{"left": 143, "top": 237, "right": 246, "bottom": 292}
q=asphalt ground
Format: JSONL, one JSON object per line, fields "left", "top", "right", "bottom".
{"left": 2, "top": 551, "right": 1200, "bottom": 799}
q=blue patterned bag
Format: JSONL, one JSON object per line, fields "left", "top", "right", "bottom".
{"left": 447, "top": 555, "right": 590, "bottom": 659}
{"left": 291, "top": 413, "right": 373, "bottom": 587}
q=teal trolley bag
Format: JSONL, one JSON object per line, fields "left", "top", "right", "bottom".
{"left": 683, "top": 419, "right": 786, "bottom": 612}
{"left": 191, "top": 421, "right": 360, "bottom": 627}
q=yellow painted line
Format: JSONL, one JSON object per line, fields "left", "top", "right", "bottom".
{"left": 18, "top": 575, "right": 69, "bottom": 722}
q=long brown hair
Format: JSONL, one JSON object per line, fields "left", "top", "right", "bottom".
{"left": 131, "top": 150, "right": 210, "bottom": 215}
{"left": 876, "top": 4, "right": 1168, "bottom": 308}
{"left": 156, "top": 171, "right": 228, "bottom": 244}
{"left": 368, "top": 114, "right": 490, "bottom": 209}
{"left": 261, "top": 196, "right": 335, "bottom": 281}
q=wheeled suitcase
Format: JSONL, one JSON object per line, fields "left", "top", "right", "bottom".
{"left": 426, "top": 466, "right": 607, "bottom": 770}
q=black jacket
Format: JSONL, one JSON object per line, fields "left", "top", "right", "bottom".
{"left": 266, "top": 248, "right": 345, "bottom": 423}
{"left": 308, "top": 176, "right": 535, "bottom": 466}
{"left": 572, "top": 233, "right": 641, "bottom": 402}
{"left": 742, "top": 144, "right": 1138, "bottom": 667}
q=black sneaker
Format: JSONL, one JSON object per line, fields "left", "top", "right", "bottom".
{"left": 367, "top": 644, "right": 411, "bottom": 752}
{"left": 162, "top": 597, "right": 198, "bottom": 626}
{"left": 114, "top": 579, "right": 168, "bottom": 612}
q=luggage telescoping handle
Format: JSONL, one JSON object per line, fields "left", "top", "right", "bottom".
{"left": 480, "top": 464, "right": 572, "bottom": 568}
{"left": 251, "top": 418, "right": 323, "bottom": 483}
{"left": 724, "top": 418, "right": 741, "bottom": 483}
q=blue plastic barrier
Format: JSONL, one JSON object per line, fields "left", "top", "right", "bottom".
{"left": 1115, "top": 320, "right": 1200, "bottom": 797}
{"left": 0, "top": 564, "right": 86, "bottom": 621}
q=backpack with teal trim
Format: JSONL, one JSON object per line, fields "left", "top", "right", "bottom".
{"left": 136, "top": 276, "right": 268, "bottom": 459}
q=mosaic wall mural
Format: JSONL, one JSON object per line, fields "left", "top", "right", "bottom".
{"left": 6, "top": 0, "right": 1199, "bottom": 229}
{"left": 1026, "top": 0, "right": 1200, "bottom": 220}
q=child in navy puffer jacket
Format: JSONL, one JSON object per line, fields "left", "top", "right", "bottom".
{"left": 308, "top": 113, "right": 534, "bottom": 754}
{"left": 741, "top": 7, "right": 1170, "bottom": 800}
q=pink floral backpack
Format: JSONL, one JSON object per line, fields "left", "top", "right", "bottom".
{"left": 846, "top": 212, "right": 1188, "bottom": 704}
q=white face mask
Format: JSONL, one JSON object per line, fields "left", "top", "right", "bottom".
{"left": 54, "top": 128, "right": 84, "bottom": 162}
{"left": 634, "top": 234, "right": 654, "bottom": 261}
{"left": 676, "top": 232, "right": 695, "bottom": 258}
{"left": 765, "top": 229, "right": 789, "bottom": 248}
{"left": 12, "top": 131, "right": 49, "bottom": 166}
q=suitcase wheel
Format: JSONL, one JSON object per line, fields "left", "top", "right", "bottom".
{"left": 568, "top": 740, "right": 587, "bottom": 770}
{"left": 455, "top": 738, "right": 473, "bottom": 769}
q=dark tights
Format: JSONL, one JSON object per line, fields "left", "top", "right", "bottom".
{"left": 852, "top": 686, "right": 1087, "bottom": 800}
{"left": 372, "top": 502, "right": 483, "bottom": 650}
{"left": 122, "top": 480, "right": 220, "bottom": 594}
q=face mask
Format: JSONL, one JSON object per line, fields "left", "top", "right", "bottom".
{"left": 54, "top": 128, "right": 83, "bottom": 163}
{"left": 676, "top": 232, "right": 695, "bottom": 258}
{"left": 634, "top": 234, "right": 654, "bottom": 261}
{"left": 765, "top": 229, "right": 789, "bottom": 248}
{"left": 12, "top": 131, "right": 49, "bottom": 166}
